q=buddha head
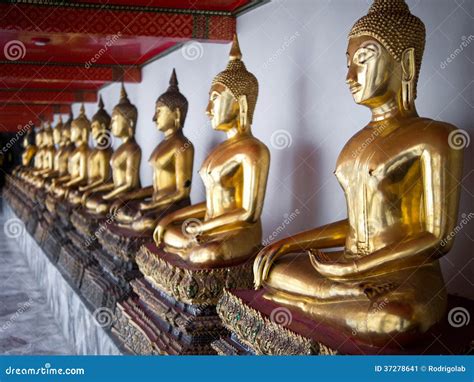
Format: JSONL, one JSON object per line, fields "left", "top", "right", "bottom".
{"left": 52, "top": 116, "right": 63, "bottom": 146}
{"left": 346, "top": 0, "right": 425, "bottom": 113}
{"left": 71, "top": 104, "right": 90, "bottom": 144}
{"left": 91, "top": 96, "right": 112, "bottom": 147}
{"left": 111, "top": 84, "right": 137, "bottom": 138}
{"left": 35, "top": 128, "right": 44, "bottom": 148}
{"left": 207, "top": 34, "right": 258, "bottom": 132}
{"left": 22, "top": 127, "right": 35, "bottom": 148}
{"left": 153, "top": 69, "right": 188, "bottom": 134}
{"left": 62, "top": 112, "right": 73, "bottom": 144}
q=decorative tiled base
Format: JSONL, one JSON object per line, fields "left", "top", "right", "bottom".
{"left": 215, "top": 289, "right": 474, "bottom": 355}
{"left": 57, "top": 241, "right": 95, "bottom": 289}
{"left": 113, "top": 279, "right": 227, "bottom": 355}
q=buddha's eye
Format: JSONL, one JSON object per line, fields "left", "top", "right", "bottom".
{"left": 354, "top": 47, "right": 376, "bottom": 65}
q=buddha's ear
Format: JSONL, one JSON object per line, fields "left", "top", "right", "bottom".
{"left": 174, "top": 107, "right": 181, "bottom": 128}
{"left": 238, "top": 95, "right": 248, "bottom": 129}
{"left": 401, "top": 48, "right": 416, "bottom": 110}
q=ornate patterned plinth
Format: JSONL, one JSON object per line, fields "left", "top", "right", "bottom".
{"left": 215, "top": 289, "right": 474, "bottom": 355}
{"left": 136, "top": 243, "right": 255, "bottom": 306}
{"left": 113, "top": 244, "right": 256, "bottom": 354}
{"left": 113, "top": 278, "right": 227, "bottom": 355}
{"left": 71, "top": 208, "right": 104, "bottom": 243}
{"left": 57, "top": 238, "right": 95, "bottom": 289}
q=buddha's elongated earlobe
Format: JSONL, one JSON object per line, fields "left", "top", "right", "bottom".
{"left": 401, "top": 47, "right": 416, "bottom": 111}
{"left": 174, "top": 108, "right": 181, "bottom": 129}
{"left": 238, "top": 95, "right": 249, "bottom": 130}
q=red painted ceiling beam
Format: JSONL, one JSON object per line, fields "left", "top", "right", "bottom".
{"left": 0, "top": 3, "right": 235, "bottom": 41}
{"left": 0, "top": 63, "right": 141, "bottom": 86}
{"left": 0, "top": 89, "right": 97, "bottom": 104}
{"left": 0, "top": 104, "right": 71, "bottom": 115}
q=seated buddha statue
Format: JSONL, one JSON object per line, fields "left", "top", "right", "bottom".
{"left": 153, "top": 35, "right": 270, "bottom": 266}
{"left": 67, "top": 97, "right": 113, "bottom": 206}
{"left": 27, "top": 123, "right": 55, "bottom": 188}
{"left": 82, "top": 85, "right": 141, "bottom": 216}
{"left": 13, "top": 128, "right": 36, "bottom": 177}
{"left": 49, "top": 105, "right": 90, "bottom": 200}
{"left": 20, "top": 128, "right": 43, "bottom": 184}
{"left": 36, "top": 116, "right": 75, "bottom": 190}
{"left": 110, "top": 69, "right": 194, "bottom": 234}
{"left": 253, "top": 0, "right": 464, "bottom": 347}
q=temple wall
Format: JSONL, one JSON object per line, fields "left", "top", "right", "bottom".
{"left": 60, "top": 0, "right": 472, "bottom": 297}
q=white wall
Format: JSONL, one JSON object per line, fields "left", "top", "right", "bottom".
{"left": 66, "top": 0, "right": 473, "bottom": 297}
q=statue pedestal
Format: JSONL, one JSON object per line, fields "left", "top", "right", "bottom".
{"left": 112, "top": 243, "right": 255, "bottom": 355}
{"left": 214, "top": 289, "right": 474, "bottom": 355}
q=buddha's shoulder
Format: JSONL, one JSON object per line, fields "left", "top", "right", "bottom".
{"left": 234, "top": 136, "right": 270, "bottom": 158}
{"left": 398, "top": 118, "right": 459, "bottom": 147}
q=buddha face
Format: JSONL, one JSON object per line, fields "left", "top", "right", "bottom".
{"left": 91, "top": 120, "right": 104, "bottom": 141}
{"left": 70, "top": 122, "right": 82, "bottom": 143}
{"left": 111, "top": 111, "right": 132, "bottom": 138}
{"left": 53, "top": 128, "right": 61, "bottom": 145}
{"left": 44, "top": 130, "right": 53, "bottom": 146}
{"left": 153, "top": 102, "right": 178, "bottom": 133}
{"left": 346, "top": 36, "right": 401, "bottom": 107}
{"left": 206, "top": 83, "right": 239, "bottom": 131}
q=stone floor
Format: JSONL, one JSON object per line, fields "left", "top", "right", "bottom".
{"left": 0, "top": 208, "right": 75, "bottom": 355}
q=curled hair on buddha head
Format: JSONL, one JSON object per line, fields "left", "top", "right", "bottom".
{"left": 72, "top": 103, "right": 91, "bottom": 131}
{"left": 92, "top": 96, "right": 111, "bottom": 130}
{"left": 156, "top": 68, "right": 188, "bottom": 127}
{"left": 349, "top": 0, "right": 426, "bottom": 103}
{"left": 212, "top": 34, "right": 259, "bottom": 125}
{"left": 113, "top": 83, "right": 138, "bottom": 131}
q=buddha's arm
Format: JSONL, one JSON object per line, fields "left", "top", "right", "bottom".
{"left": 311, "top": 149, "right": 462, "bottom": 279}
{"left": 63, "top": 155, "right": 88, "bottom": 188}
{"left": 109, "top": 186, "right": 154, "bottom": 216}
{"left": 103, "top": 152, "right": 141, "bottom": 200}
{"left": 153, "top": 202, "right": 207, "bottom": 245}
{"left": 253, "top": 219, "right": 349, "bottom": 287}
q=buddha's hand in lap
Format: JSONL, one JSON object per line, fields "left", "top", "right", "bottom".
{"left": 308, "top": 249, "right": 357, "bottom": 280}
{"left": 253, "top": 243, "right": 287, "bottom": 289}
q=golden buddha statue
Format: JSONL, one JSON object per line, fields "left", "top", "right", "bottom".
{"left": 49, "top": 105, "right": 90, "bottom": 200}
{"left": 67, "top": 97, "right": 113, "bottom": 206}
{"left": 13, "top": 128, "right": 36, "bottom": 177}
{"left": 82, "top": 85, "right": 141, "bottom": 216}
{"left": 35, "top": 116, "right": 75, "bottom": 190}
{"left": 110, "top": 69, "right": 194, "bottom": 233}
{"left": 20, "top": 128, "right": 43, "bottom": 183}
{"left": 26, "top": 122, "right": 55, "bottom": 188}
{"left": 252, "top": 0, "right": 464, "bottom": 347}
{"left": 153, "top": 35, "right": 270, "bottom": 266}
